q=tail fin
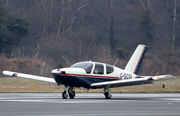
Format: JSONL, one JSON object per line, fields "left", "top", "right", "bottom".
{"left": 124, "top": 44, "right": 147, "bottom": 75}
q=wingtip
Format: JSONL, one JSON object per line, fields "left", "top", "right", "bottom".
{"left": 2, "top": 71, "right": 7, "bottom": 74}
{"left": 163, "top": 75, "right": 176, "bottom": 80}
{"left": 2, "top": 71, "right": 14, "bottom": 75}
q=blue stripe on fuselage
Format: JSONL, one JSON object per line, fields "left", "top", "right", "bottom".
{"left": 53, "top": 74, "right": 117, "bottom": 88}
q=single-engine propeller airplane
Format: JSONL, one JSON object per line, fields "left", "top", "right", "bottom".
{"left": 2, "top": 44, "right": 175, "bottom": 99}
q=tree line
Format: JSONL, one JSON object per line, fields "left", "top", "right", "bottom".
{"left": 0, "top": 0, "right": 180, "bottom": 75}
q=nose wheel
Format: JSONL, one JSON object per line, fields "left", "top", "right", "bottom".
{"left": 62, "top": 86, "right": 75, "bottom": 99}
{"left": 62, "top": 86, "right": 68, "bottom": 99}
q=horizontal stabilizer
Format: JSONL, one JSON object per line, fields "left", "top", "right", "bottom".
{"left": 3, "top": 71, "right": 56, "bottom": 83}
{"left": 90, "top": 75, "right": 176, "bottom": 88}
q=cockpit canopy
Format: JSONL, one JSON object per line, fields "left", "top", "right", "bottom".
{"left": 71, "top": 62, "right": 93, "bottom": 74}
{"left": 70, "top": 62, "right": 114, "bottom": 74}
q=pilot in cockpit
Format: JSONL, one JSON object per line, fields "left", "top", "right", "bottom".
{"left": 94, "top": 69, "right": 98, "bottom": 74}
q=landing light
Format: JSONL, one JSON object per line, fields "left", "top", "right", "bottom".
{"left": 153, "top": 76, "right": 159, "bottom": 80}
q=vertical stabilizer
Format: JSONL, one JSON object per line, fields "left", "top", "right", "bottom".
{"left": 124, "top": 44, "right": 147, "bottom": 75}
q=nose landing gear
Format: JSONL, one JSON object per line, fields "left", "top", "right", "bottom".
{"left": 62, "top": 86, "right": 68, "bottom": 99}
{"left": 62, "top": 86, "right": 75, "bottom": 99}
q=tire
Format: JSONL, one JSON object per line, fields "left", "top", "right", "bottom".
{"left": 105, "top": 92, "right": 111, "bottom": 99}
{"left": 62, "top": 91, "right": 68, "bottom": 99}
{"left": 69, "top": 91, "right": 75, "bottom": 99}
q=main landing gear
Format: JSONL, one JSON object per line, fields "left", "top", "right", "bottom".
{"left": 104, "top": 87, "right": 112, "bottom": 99}
{"left": 62, "top": 86, "right": 76, "bottom": 99}
{"left": 62, "top": 86, "right": 112, "bottom": 99}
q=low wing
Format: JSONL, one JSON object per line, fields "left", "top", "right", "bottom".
{"left": 3, "top": 71, "right": 56, "bottom": 83}
{"left": 91, "top": 75, "right": 176, "bottom": 88}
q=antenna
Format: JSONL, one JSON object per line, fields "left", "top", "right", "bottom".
{"left": 62, "top": 55, "right": 70, "bottom": 66}
{"left": 113, "top": 58, "right": 119, "bottom": 66}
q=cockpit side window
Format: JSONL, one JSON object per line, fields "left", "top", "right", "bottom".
{"left": 70, "top": 62, "right": 93, "bottom": 74}
{"left": 85, "top": 63, "right": 93, "bottom": 74}
{"left": 93, "top": 63, "right": 104, "bottom": 74}
{"left": 106, "top": 64, "right": 114, "bottom": 74}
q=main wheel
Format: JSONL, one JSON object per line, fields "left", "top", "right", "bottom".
{"left": 62, "top": 91, "right": 68, "bottom": 99}
{"left": 104, "top": 92, "right": 111, "bottom": 99}
{"left": 69, "top": 91, "right": 75, "bottom": 99}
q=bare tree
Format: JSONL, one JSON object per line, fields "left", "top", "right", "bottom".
{"left": 139, "top": 0, "right": 154, "bottom": 10}
{"left": 109, "top": 0, "right": 115, "bottom": 56}
{"left": 34, "top": 0, "right": 87, "bottom": 57}
{"left": 35, "top": 0, "right": 55, "bottom": 57}
{"left": 57, "top": 0, "right": 87, "bottom": 37}
{"left": 172, "top": 0, "right": 180, "bottom": 53}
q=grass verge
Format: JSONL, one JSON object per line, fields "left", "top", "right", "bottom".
{"left": 0, "top": 77, "right": 179, "bottom": 93}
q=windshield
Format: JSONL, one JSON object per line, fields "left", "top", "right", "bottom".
{"left": 70, "top": 62, "right": 93, "bottom": 74}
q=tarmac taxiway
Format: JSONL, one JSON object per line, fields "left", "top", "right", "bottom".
{"left": 0, "top": 93, "right": 180, "bottom": 116}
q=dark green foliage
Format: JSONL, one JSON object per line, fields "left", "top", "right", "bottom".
{"left": 7, "top": 18, "right": 28, "bottom": 38}
{"left": 0, "top": 4, "right": 5, "bottom": 16}
{"left": 0, "top": 4, "right": 28, "bottom": 55}
{"left": 0, "top": 12, "right": 10, "bottom": 53}
{"left": 140, "top": 10, "right": 153, "bottom": 43}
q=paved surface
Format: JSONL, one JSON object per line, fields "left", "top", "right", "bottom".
{"left": 0, "top": 93, "right": 180, "bottom": 116}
